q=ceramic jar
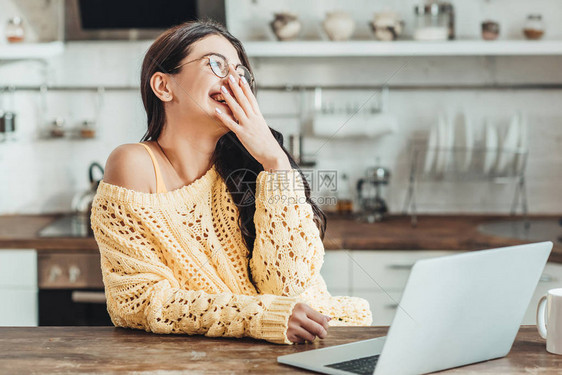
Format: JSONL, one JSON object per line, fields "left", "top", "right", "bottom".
{"left": 322, "top": 11, "right": 355, "bottom": 41}
{"left": 270, "top": 12, "right": 302, "bottom": 41}
{"left": 370, "top": 12, "right": 404, "bottom": 41}
{"left": 481, "top": 20, "right": 500, "bottom": 40}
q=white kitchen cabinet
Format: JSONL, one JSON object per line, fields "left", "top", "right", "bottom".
{"left": 348, "top": 250, "right": 461, "bottom": 292}
{"left": 320, "top": 250, "right": 352, "bottom": 295}
{"left": 347, "top": 250, "right": 461, "bottom": 325}
{"left": 0, "top": 249, "right": 38, "bottom": 326}
{"left": 353, "top": 290, "right": 404, "bottom": 326}
{"left": 321, "top": 250, "right": 463, "bottom": 325}
{"left": 321, "top": 250, "right": 562, "bottom": 326}
{"left": 0, "top": 290, "right": 38, "bottom": 326}
{"left": 0, "top": 250, "right": 37, "bottom": 288}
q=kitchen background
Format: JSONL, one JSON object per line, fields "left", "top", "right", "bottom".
{"left": 1, "top": 0, "right": 562, "bottom": 330}
{"left": 0, "top": 0, "right": 561, "bottom": 216}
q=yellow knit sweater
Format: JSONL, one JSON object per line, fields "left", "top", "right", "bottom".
{"left": 90, "top": 166, "right": 372, "bottom": 345}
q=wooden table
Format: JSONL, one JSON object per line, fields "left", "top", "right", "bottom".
{"left": 1, "top": 326, "right": 560, "bottom": 374}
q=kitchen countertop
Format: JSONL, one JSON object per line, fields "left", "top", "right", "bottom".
{"left": 0, "top": 214, "right": 98, "bottom": 251}
{"left": 0, "top": 326, "right": 559, "bottom": 374}
{"left": 0, "top": 213, "right": 560, "bottom": 262}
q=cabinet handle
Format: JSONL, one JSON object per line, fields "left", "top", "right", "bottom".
{"left": 71, "top": 291, "right": 106, "bottom": 304}
{"left": 387, "top": 264, "right": 414, "bottom": 270}
{"left": 385, "top": 304, "right": 399, "bottom": 309}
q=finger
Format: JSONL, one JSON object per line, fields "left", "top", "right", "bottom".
{"left": 295, "top": 326, "right": 317, "bottom": 342}
{"left": 214, "top": 107, "right": 242, "bottom": 132}
{"left": 324, "top": 315, "right": 332, "bottom": 328}
{"left": 301, "top": 318, "right": 328, "bottom": 340}
{"left": 237, "top": 71, "right": 260, "bottom": 114}
{"left": 227, "top": 65, "right": 254, "bottom": 117}
{"left": 220, "top": 84, "right": 247, "bottom": 123}
{"left": 288, "top": 333, "right": 305, "bottom": 344}
{"left": 306, "top": 307, "right": 331, "bottom": 329}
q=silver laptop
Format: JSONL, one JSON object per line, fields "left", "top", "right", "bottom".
{"left": 278, "top": 242, "right": 553, "bottom": 375}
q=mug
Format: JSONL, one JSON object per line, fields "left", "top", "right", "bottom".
{"left": 536, "top": 288, "right": 562, "bottom": 355}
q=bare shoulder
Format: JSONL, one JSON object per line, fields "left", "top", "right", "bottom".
{"left": 102, "top": 143, "right": 154, "bottom": 193}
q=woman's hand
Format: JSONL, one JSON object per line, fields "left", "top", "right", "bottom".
{"left": 213, "top": 65, "right": 291, "bottom": 172}
{"left": 287, "top": 302, "right": 332, "bottom": 344}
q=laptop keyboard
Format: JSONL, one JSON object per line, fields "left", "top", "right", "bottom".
{"left": 325, "top": 354, "right": 380, "bottom": 375}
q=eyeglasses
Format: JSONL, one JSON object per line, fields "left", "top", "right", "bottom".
{"left": 171, "top": 53, "right": 255, "bottom": 91}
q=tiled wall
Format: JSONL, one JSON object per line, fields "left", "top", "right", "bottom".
{"left": 0, "top": 0, "right": 561, "bottom": 215}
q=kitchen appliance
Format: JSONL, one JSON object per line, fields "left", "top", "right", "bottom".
{"left": 356, "top": 163, "right": 390, "bottom": 223}
{"left": 38, "top": 251, "right": 111, "bottom": 326}
{"left": 39, "top": 161, "right": 104, "bottom": 238}
{"left": 278, "top": 242, "right": 552, "bottom": 375}
{"left": 65, "top": 0, "right": 226, "bottom": 40}
{"left": 71, "top": 161, "right": 104, "bottom": 234}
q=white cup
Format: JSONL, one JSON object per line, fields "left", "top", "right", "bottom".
{"left": 536, "top": 288, "right": 562, "bottom": 355}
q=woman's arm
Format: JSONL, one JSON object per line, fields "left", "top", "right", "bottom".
{"left": 249, "top": 169, "right": 325, "bottom": 297}
{"left": 91, "top": 194, "right": 301, "bottom": 345}
{"left": 211, "top": 66, "right": 324, "bottom": 297}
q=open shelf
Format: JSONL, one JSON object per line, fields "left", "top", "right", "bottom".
{"left": 244, "top": 40, "right": 562, "bottom": 57}
{"left": 0, "top": 41, "right": 64, "bottom": 60}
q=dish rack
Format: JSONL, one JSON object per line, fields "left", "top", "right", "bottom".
{"left": 402, "top": 145, "right": 529, "bottom": 226}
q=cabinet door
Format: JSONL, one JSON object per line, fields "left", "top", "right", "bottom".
{"left": 521, "top": 262, "right": 562, "bottom": 325}
{"left": 348, "top": 250, "right": 461, "bottom": 291}
{"left": 320, "top": 250, "right": 351, "bottom": 295}
{"left": 0, "top": 250, "right": 37, "bottom": 288}
{"left": 351, "top": 290, "right": 403, "bottom": 326}
{"left": 0, "top": 249, "right": 38, "bottom": 326}
{"left": 0, "top": 289, "right": 37, "bottom": 326}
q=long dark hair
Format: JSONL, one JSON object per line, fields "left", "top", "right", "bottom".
{"left": 140, "top": 19, "right": 326, "bottom": 261}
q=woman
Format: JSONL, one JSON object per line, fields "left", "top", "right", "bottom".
{"left": 90, "top": 19, "right": 372, "bottom": 345}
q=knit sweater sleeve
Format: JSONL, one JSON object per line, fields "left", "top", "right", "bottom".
{"left": 249, "top": 169, "right": 325, "bottom": 297}
{"left": 90, "top": 191, "right": 300, "bottom": 345}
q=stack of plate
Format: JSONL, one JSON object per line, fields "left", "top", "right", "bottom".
{"left": 453, "top": 112, "right": 474, "bottom": 172}
{"left": 494, "top": 112, "right": 529, "bottom": 175}
{"left": 423, "top": 111, "right": 529, "bottom": 176}
{"left": 482, "top": 119, "right": 499, "bottom": 175}
{"left": 424, "top": 111, "right": 473, "bottom": 175}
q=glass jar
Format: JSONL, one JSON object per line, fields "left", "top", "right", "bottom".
{"left": 413, "top": 2, "right": 452, "bottom": 41}
{"left": 336, "top": 173, "right": 353, "bottom": 215}
{"left": 482, "top": 20, "right": 500, "bottom": 41}
{"left": 79, "top": 120, "right": 96, "bottom": 139}
{"left": 5, "top": 16, "right": 25, "bottom": 43}
{"left": 49, "top": 117, "right": 66, "bottom": 138}
{"left": 523, "top": 14, "right": 545, "bottom": 40}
